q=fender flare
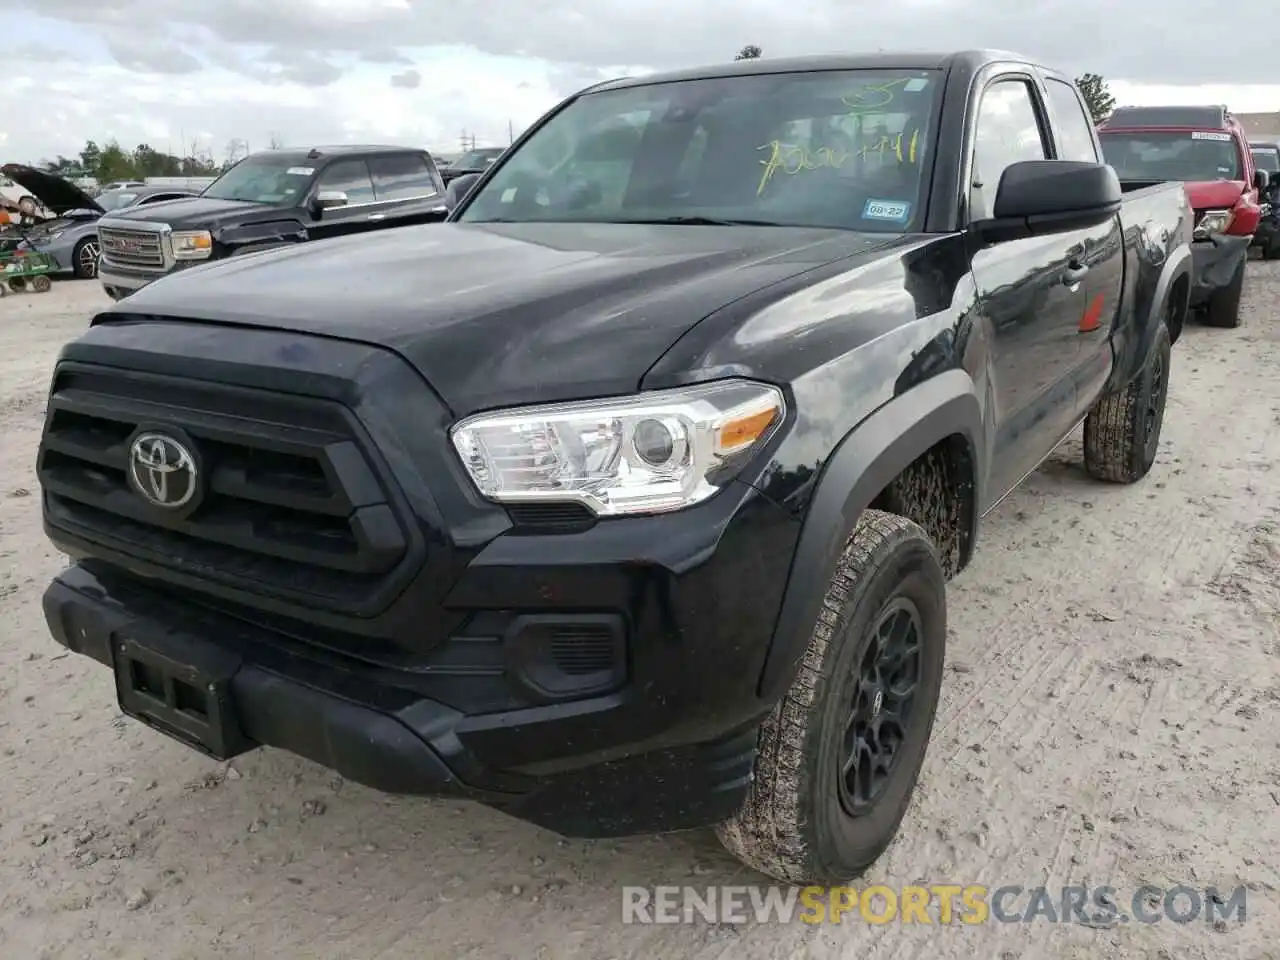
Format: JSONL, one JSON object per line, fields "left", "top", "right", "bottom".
{"left": 1123, "top": 244, "right": 1192, "bottom": 386}
{"left": 756, "top": 369, "right": 986, "bottom": 702}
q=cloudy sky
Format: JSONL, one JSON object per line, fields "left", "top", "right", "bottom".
{"left": 4, "top": 0, "right": 1280, "bottom": 165}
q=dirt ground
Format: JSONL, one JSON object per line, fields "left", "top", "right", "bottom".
{"left": 1, "top": 274, "right": 1278, "bottom": 960}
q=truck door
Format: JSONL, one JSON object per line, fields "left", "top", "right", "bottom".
{"left": 1042, "top": 76, "right": 1125, "bottom": 417}
{"left": 304, "top": 158, "right": 381, "bottom": 242}
{"left": 966, "top": 76, "right": 1095, "bottom": 507}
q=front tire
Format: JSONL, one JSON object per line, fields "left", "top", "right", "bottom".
{"left": 1083, "top": 318, "right": 1172, "bottom": 484}
{"left": 72, "top": 237, "right": 99, "bottom": 279}
{"left": 1203, "top": 256, "right": 1245, "bottom": 328}
{"left": 716, "top": 510, "right": 946, "bottom": 884}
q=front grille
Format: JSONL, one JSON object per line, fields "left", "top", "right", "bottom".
{"left": 98, "top": 226, "right": 166, "bottom": 269}
{"left": 39, "top": 363, "right": 412, "bottom": 611}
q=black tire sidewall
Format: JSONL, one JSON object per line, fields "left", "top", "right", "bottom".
{"left": 807, "top": 540, "right": 946, "bottom": 876}
{"left": 1135, "top": 321, "right": 1173, "bottom": 474}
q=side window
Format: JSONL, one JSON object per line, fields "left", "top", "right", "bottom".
{"left": 1045, "top": 79, "right": 1099, "bottom": 162}
{"left": 368, "top": 154, "right": 440, "bottom": 201}
{"left": 315, "top": 159, "right": 375, "bottom": 204}
{"left": 970, "top": 79, "right": 1048, "bottom": 221}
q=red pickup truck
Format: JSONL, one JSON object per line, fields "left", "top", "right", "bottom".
{"left": 1098, "top": 105, "right": 1266, "bottom": 328}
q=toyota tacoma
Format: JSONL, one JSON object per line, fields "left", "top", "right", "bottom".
{"left": 38, "top": 51, "right": 1192, "bottom": 884}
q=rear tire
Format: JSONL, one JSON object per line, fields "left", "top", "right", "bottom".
{"left": 1203, "top": 257, "right": 1245, "bottom": 328}
{"left": 1083, "top": 319, "right": 1172, "bottom": 484}
{"left": 31, "top": 275, "right": 52, "bottom": 293}
{"left": 716, "top": 510, "right": 946, "bottom": 884}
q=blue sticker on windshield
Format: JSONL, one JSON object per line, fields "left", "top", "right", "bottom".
{"left": 863, "top": 199, "right": 911, "bottom": 222}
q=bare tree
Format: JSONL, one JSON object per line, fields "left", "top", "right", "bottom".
{"left": 734, "top": 45, "right": 762, "bottom": 60}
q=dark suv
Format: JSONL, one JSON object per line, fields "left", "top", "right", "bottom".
{"left": 96, "top": 145, "right": 448, "bottom": 300}
{"left": 1250, "top": 140, "right": 1280, "bottom": 258}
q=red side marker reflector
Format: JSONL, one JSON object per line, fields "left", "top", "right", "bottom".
{"left": 1079, "top": 294, "right": 1104, "bottom": 333}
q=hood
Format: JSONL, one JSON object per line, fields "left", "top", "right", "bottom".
{"left": 102, "top": 195, "right": 262, "bottom": 225}
{"left": 0, "top": 164, "right": 102, "bottom": 215}
{"left": 102, "top": 221, "right": 906, "bottom": 415}
{"left": 1183, "top": 180, "right": 1247, "bottom": 210}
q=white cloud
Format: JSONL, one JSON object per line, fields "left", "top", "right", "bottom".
{"left": 4, "top": 2, "right": 1280, "bottom": 165}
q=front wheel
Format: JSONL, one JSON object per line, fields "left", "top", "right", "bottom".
{"left": 72, "top": 237, "right": 100, "bottom": 279}
{"left": 716, "top": 510, "right": 946, "bottom": 884}
{"left": 1203, "top": 256, "right": 1245, "bottom": 328}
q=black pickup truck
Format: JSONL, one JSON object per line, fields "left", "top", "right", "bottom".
{"left": 95, "top": 145, "right": 448, "bottom": 301}
{"left": 37, "top": 50, "right": 1191, "bottom": 884}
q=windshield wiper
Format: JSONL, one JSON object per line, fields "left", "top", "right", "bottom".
{"left": 609, "top": 216, "right": 790, "bottom": 227}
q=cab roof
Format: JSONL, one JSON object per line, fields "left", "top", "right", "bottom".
{"left": 589, "top": 49, "right": 1042, "bottom": 92}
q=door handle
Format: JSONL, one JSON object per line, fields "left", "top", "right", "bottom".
{"left": 367, "top": 213, "right": 387, "bottom": 221}
{"left": 1062, "top": 262, "right": 1088, "bottom": 287}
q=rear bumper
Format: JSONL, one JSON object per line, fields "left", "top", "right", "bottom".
{"left": 42, "top": 540, "right": 771, "bottom": 837}
{"left": 1190, "top": 234, "right": 1250, "bottom": 305}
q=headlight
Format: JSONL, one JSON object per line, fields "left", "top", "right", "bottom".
{"left": 42, "top": 230, "right": 63, "bottom": 242}
{"left": 1194, "top": 209, "right": 1232, "bottom": 239}
{"left": 450, "top": 379, "right": 785, "bottom": 517}
{"left": 170, "top": 230, "right": 212, "bottom": 260}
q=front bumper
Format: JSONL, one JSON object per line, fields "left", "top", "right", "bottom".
{"left": 1190, "top": 233, "right": 1251, "bottom": 305}
{"left": 42, "top": 479, "right": 794, "bottom": 836}
{"left": 98, "top": 260, "right": 167, "bottom": 300}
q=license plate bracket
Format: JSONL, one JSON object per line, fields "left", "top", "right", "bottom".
{"left": 113, "top": 631, "right": 253, "bottom": 761}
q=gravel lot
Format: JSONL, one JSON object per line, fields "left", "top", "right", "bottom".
{"left": 1, "top": 275, "right": 1278, "bottom": 959}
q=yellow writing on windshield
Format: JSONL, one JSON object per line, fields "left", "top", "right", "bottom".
{"left": 756, "top": 128, "right": 921, "bottom": 195}
{"left": 756, "top": 141, "right": 849, "bottom": 195}
{"left": 857, "top": 129, "right": 920, "bottom": 163}
{"left": 840, "top": 77, "right": 913, "bottom": 115}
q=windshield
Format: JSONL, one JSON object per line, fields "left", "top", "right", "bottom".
{"left": 201, "top": 156, "right": 317, "bottom": 203}
{"left": 1098, "top": 130, "right": 1242, "bottom": 181}
{"left": 1252, "top": 147, "right": 1280, "bottom": 173}
{"left": 97, "top": 191, "right": 139, "bottom": 211}
{"left": 454, "top": 149, "right": 504, "bottom": 168}
{"left": 458, "top": 68, "right": 941, "bottom": 232}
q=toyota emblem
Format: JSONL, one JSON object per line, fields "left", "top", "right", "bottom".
{"left": 128, "top": 432, "right": 199, "bottom": 509}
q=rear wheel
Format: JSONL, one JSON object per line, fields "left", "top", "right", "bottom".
{"left": 1203, "top": 257, "right": 1245, "bottom": 328}
{"left": 31, "top": 275, "right": 52, "bottom": 293}
{"left": 716, "top": 510, "right": 946, "bottom": 884}
{"left": 1083, "top": 318, "right": 1172, "bottom": 483}
{"left": 72, "top": 237, "right": 100, "bottom": 279}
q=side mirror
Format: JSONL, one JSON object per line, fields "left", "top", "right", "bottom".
{"left": 973, "top": 160, "right": 1122, "bottom": 244}
{"left": 444, "top": 173, "right": 482, "bottom": 213}
{"left": 1255, "top": 169, "right": 1270, "bottom": 192}
{"left": 311, "top": 190, "right": 348, "bottom": 216}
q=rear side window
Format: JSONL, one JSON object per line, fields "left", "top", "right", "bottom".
{"left": 315, "top": 159, "right": 375, "bottom": 204}
{"left": 970, "top": 79, "right": 1048, "bottom": 221}
{"left": 1045, "top": 79, "right": 1099, "bottom": 163}
{"left": 369, "top": 153, "right": 441, "bottom": 200}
